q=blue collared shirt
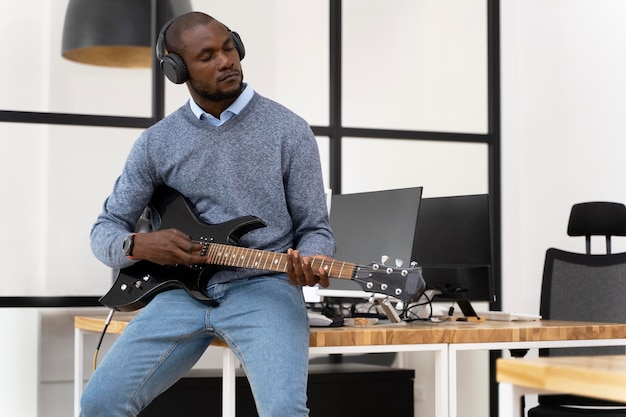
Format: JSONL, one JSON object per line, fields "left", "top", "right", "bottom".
{"left": 189, "top": 83, "right": 254, "bottom": 126}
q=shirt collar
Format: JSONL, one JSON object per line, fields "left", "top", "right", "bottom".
{"left": 189, "top": 83, "right": 254, "bottom": 125}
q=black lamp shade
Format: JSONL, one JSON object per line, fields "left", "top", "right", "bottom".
{"left": 62, "top": 0, "right": 192, "bottom": 68}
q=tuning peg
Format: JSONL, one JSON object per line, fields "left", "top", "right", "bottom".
{"left": 395, "top": 259, "right": 403, "bottom": 267}
{"left": 410, "top": 261, "right": 418, "bottom": 267}
{"left": 381, "top": 255, "right": 389, "bottom": 265}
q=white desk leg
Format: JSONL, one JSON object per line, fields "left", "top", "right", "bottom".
{"left": 498, "top": 382, "right": 523, "bottom": 417}
{"left": 434, "top": 347, "right": 449, "bottom": 417}
{"left": 448, "top": 347, "right": 458, "bottom": 417}
{"left": 74, "top": 327, "right": 84, "bottom": 417}
{"left": 222, "top": 348, "right": 237, "bottom": 417}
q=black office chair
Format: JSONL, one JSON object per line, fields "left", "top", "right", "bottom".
{"left": 527, "top": 202, "right": 626, "bottom": 417}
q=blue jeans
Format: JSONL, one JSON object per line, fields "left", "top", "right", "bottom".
{"left": 80, "top": 275, "right": 310, "bottom": 417}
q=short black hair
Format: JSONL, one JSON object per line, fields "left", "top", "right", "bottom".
{"left": 165, "top": 12, "right": 216, "bottom": 55}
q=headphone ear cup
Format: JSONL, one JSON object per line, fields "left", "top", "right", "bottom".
{"left": 229, "top": 31, "right": 246, "bottom": 61}
{"left": 160, "top": 53, "right": 188, "bottom": 84}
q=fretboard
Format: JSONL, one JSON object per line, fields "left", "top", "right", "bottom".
{"left": 205, "top": 243, "right": 356, "bottom": 280}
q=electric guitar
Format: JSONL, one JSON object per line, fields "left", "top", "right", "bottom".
{"left": 99, "top": 187, "right": 426, "bottom": 312}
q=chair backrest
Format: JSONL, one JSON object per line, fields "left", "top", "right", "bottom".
{"left": 567, "top": 202, "right": 626, "bottom": 254}
{"left": 541, "top": 247, "right": 626, "bottom": 359}
{"left": 538, "top": 248, "right": 626, "bottom": 408}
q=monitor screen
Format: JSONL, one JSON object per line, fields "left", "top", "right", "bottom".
{"left": 325, "top": 187, "right": 423, "bottom": 293}
{"left": 412, "top": 194, "right": 495, "bottom": 304}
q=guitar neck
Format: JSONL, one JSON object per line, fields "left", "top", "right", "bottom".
{"left": 205, "top": 243, "right": 356, "bottom": 280}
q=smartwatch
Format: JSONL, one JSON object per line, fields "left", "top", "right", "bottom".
{"left": 122, "top": 233, "right": 138, "bottom": 260}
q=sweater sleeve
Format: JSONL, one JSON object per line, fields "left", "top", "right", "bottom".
{"left": 283, "top": 124, "right": 336, "bottom": 259}
{"left": 89, "top": 135, "right": 157, "bottom": 269}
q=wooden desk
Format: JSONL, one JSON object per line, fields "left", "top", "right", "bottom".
{"left": 497, "top": 355, "right": 626, "bottom": 417}
{"left": 74, "top": 317, "right": 626, "bottom": 417}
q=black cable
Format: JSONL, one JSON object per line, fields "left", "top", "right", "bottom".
{"left": 92, "top": 308, "right": 115, "bottom": 371}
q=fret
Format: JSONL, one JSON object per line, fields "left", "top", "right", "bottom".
{"left": 221, "top": 247, "right": 230, "bottom": 265}
{"left": 227, "top": 245, "right": 238, "bottom": 266}
{"left": 206, "top": 244, "right": 219, "bottom": 265}
{"left": 325, "top": 259, "right": 333, "bottom": 274}
{"left": 269, "top": 252, "right": 279, "bottom": 272}
{"left": 275, "top": 253, "right": 285, "bottom": 272}
{"left": 244, "top": 248, "right": 253, "bottom": 268}
{"left": 234, "top": 246, "right": 246, "bottom": 267}
{"left": 247, "top": 249, "right": 259, "bottom": 269}
{"left": 253, "top": 250, "right": 263, "bottom": 269}
{"left": 278, "top": 253, "right": 288, "bottom": 272}
{"left": 219, "top": 246, "right": 229, "bottom": 266}
{"left": 315, "top": 258, "right": 325, "bottom": 273}
{"left": 230, "top": 246, "right": 240, "bottom": 267}
{"left": 230, "top": 248, "right": 238, "bottom": 266}
{"left": 337, "top": 261, "right": 345, "bottom": 279}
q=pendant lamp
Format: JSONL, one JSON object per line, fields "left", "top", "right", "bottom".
{"left": 62, "top": 0, "right": 192, "bottom": 68}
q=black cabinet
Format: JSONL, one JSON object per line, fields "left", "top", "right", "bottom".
{"left": 139, "top": 363, "right": 414, "bottom": 417}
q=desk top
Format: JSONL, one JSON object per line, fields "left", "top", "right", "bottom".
{"left": 497, "top": 355, "right": 626, "bottom": 402}
{"left": 75, "top": 315, "right": 626, "bottom": 348}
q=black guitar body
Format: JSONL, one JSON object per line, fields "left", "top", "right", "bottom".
{"left": 99, "top": 187, "right": 267, "bottom": 312}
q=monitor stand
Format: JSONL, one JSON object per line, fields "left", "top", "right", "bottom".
{"left": 456, "top": 299, "right": 479, "bottom": 318}
{"left": 374, "top": 297, "right": 405, "bottom": 324}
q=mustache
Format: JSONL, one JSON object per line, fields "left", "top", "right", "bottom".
{"left": 219, "top": 70, "right": 241, "bottom": 81}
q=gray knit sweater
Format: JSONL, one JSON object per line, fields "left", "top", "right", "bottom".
{"left": 90, "top": 92, "right": 336, "bottom": 284}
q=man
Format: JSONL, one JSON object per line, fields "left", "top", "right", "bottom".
{"left": 81, "top": 11, "right": 336, "bottom": 417}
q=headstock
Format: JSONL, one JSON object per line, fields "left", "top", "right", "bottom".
{"left": 352, "top": 260, "right": 426, "bottom": 303}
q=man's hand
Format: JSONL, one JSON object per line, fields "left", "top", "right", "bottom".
{"left": 130, "top": 229, "right": 207, "bottom": 265}
{"left": 286, "top": 248, "right": 331, "bottom": 288}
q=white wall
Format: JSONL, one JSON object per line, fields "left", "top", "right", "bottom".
{"left": 500, "top": 0, "right": 626, "bottom": 314}
{"left": 0, "top": 309, "right": 38, "bottom": 417}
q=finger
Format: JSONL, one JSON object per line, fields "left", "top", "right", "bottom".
{"left": 300, "top": 256, "right": 313, "bottom": 286}
{"left": 317, "top": 266, "right": 330, "bottom": 288}
{"left": 296, "top": 254, "right": 310, "bottom": 286}
{"left": 173, "top": 236, "right": 206, "bottom": 264}
{"left": 301, "top": 257, "right": 322, "bottom": 287}
{"left": 287, "top": 249, "right": 303, "bottom": 285}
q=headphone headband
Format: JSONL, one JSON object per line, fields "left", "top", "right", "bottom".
{"left": 155, "top": 16, "right": 178, "bottom": 62}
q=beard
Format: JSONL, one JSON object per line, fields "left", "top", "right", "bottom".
{"left": 189, "top": 74, "right": 244, "bottom": 102}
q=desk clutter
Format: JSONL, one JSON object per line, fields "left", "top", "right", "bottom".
{"left": 306, "top": 289, "right": 542, "bottom": 327}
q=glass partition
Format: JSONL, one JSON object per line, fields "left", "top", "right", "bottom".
{"left": 0, "top": 0, "right": 329, "bottom": 126}
{"left": 343, "top": 0, "right": 488, "bottom": 133}
{"left": 0, "top": 123, "right": 142, "bottom": 297}
{"left": 341, "top": 138, "right": 488, "bottom": 196}
{"left": 196, "top": 0, "right": 330, "bottom": 126}
{"left": 0, "top": 0, "right": 153, "bottom": 117}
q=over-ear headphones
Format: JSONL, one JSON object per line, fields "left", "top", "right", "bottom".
{"left": 155, "top": 16, "right": 246, "bottom": 84}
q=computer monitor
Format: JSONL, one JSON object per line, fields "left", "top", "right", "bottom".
{"left": 322, "top": 187, "right": 423, "bottom": 296}
{"left": 412, "top": 194, "right": 495, "bottom": 316}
